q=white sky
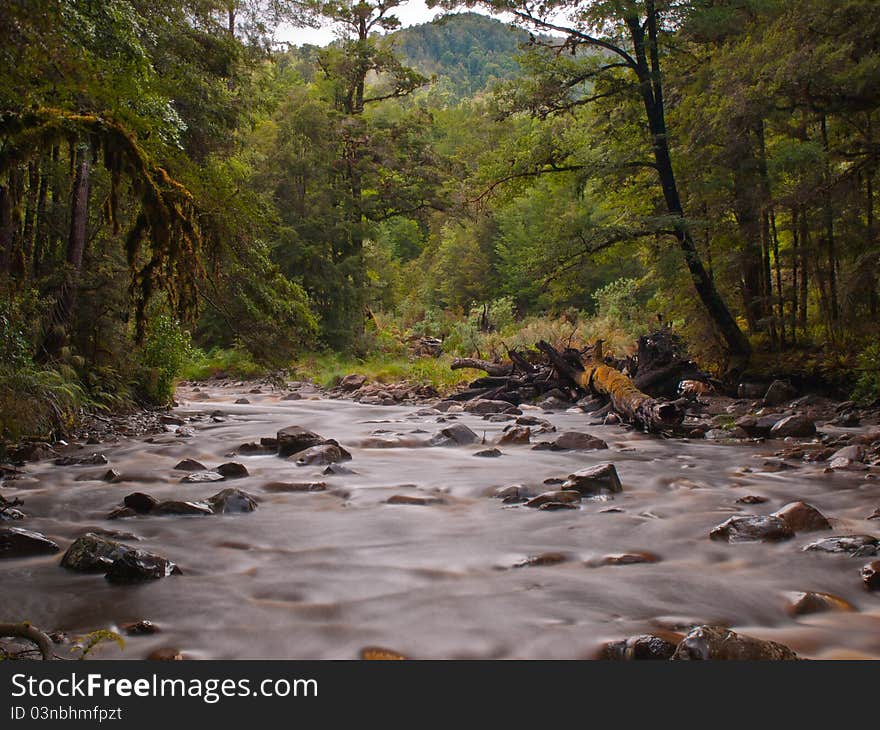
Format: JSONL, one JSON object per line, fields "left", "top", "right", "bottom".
{"left": 275, "top": 2, "right": 492, "bottom": 47}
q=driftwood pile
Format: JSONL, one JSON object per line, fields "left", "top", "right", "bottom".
{"left": 450, "top": 329, "right": 709, "bottom": 434}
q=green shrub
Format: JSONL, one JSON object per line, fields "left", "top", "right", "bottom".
{"left": 139, "top": 316, "right": 194, "bottom": 404}
{"left": 853, "top": 343, "right": 880, "bottom": 405}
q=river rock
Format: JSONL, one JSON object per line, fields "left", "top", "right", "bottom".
{"left": 464, "top": 399, "right": 517, "bottom": 415}
{"left": 772, "top": 501, "right": 832, "bottom": 532}
{"left": 281, "top": 392, "right": 301, "bottom": 401}
{"left": 829, "top": 410, "right": 860, "bottom": 427}
{"left": 829, "top": 445, "right": 865, "bottom": 463}
{"left": 538, "top": 396, "right": 570, "bottom": 410}
{"left": 294, "top": 442, "right": 351, "bottom": 466}
{"left": 735, "top": 414, "right": 782, "bottom": 438}
{"left": 386, "top": 494, "right": 443, "bottom": 506}
{"left": 174, "top": 459, "right": 206, "bottom": 471}
{"left": 671, "top": 625, "right": 798, "bottom": 660}
{"left": 770, "top": 414, "right": 816, "bottom": 438}
{"left": 539, "top": 502, "right": 578, "bottom": 510}
{"left": 124, "top": 492, "right": 159, "bottom": 514}
{"left": 430, "top": 424, "right": 479, "bottom": 446}
{"left": 54, "top": 452, "right": 108, "bottom": 466}
{"left": 512, "top": 552, "right": 570, "bottom": 568}
{"left": 709, "top": 515, "right": 794, "bottom": 543}
{"left": 0, "top": 527, "right": 61, "bottom": 558}
{"left": 339, "top": 374, "right": 367, "bottom": 391}
{"left": 474, "top": 448, "right": 503, "bottom": 457}
{"left": 563, "top": 463, "right": 622, "bottom": 496}
{"left": 526, "top": 490, "right": 581, "bottom": 508}
{"left": 598, "top": 552, "right": 660, "bottom": 566}
{"left": 105, "top": 549, "right": 181, "bottom": 584}
{"left": 234, "top": 398, "right": 250, "bottom": 404}
{"left": 216, "top": 462, "right": 249, "bottom": 479}
{"left": 493, "top": 485, "right": 527, "bottom": 503}
{"left": 802, "top": 534, "right": 879, "bottom": 556}
{"left": 123, "top": 619, "right": 158, "bottom": 636}
{"left": 763, "top": 380, "right": 797, "bottom": 406}
{"left": 277, "top": 426, "right": 327, "bottom": 457}
{"left": 151, "top": 500, "right": 213, "bottom": 516}
{"left": 862, "top": 561, "right": 880, "bottom": 590}
{"left": 736, "top": 495, "right": 768, "bottom": 505}
{"left": 207, "top": 488, "right": 258, "bottom": 513}
{"left": 237, "top": 442, "right": 275, "bottom": 455}
{"left": 181, "top": 470, "right": 225, "bottom": 483}
{"left": 786, "top": 591, "right": 854, "bottom": 616}
{"left": 549, "top": 431, "right": 608, "bottom": 451}
{"left": 600, "top": 634, "right": 678, "bottom": 661}
{"left": 263, "top": 481, "right": 327, "bottom": 493}
{"left": 61, "top": 533, "right": 139, "bottom": 572}
{"left": 498, "top": 426, "right": 530, "bottom": 445}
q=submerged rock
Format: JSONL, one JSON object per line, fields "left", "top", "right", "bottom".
{"left": 386, "top": 494, "right": 443, "bottom": 506}
{"left": 512, "top": 552, "right": 570, "bottom": 568}
{"left": 277, "top": 425, "right": 327, "bottom": 457}
{"left": 597, "top": 552, "right": 660, "bottom": 566}
{"left": 174, "top": 459, "right": 206, "bottom": 471}
{"left": 207, "top": 488, "right": 258, "bottom": 514}
{"left": 786, "top": 591, "right": 854, "bottom": 616}
{"left": 54, "top": 452, "right": 108, "bottom": 466}
{"left": 0, "top": 527, "right": 61, "bottom": 559}
{"left": 105, "top": 550, "right": 181, "bottom": 584}
{"left": 123, "top": 492, "right": 159, "bottom": 514}
{"left": 772, "top": 501, "right": 832, "bottom": 532}
{"left": 802, "top": 535, "right": 879, "bottom": 557}
{"left": 294, "top": 442, "right": 351, "bottom": 466}
{"left": 671, "top": 626, "right": 798, "bottom": 660}
{"left": 862, "top": 561, "right": 880, "bottom": 590}
{"left": 548, "top": 431, "right": 608, "bottom": 451}
{"left": 262, "top": 481, "right": 327, "bottom": 493}
{"left": 216, "top": 462, "right": 249, "bottom": 479}
{"left": 526, "top": 490, "right": 581, "bottom": 508}
{"left": 474, "top": 448, "right": 503, "bottom": 458}
{"left": 151, "top": 500, "right": 213, "bottom": 516}
{"left": 709, "top": 515, "right": 794, "bottom": 543}
{"left": 600, "top": 634, "right": 678, "bottom": 661}
{"left": 563, "top": 463, "right": 622, "bottom": 496}
{"left": 181, "top": 470, "right": 225, "bottom": 483}
{"left": 61, "top": 533, "right": 135, "bottom": 572}
{"left": 430, "top": 423, "right": 479, "bottom": 447}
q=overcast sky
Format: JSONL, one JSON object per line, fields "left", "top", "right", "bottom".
{"left": 275, "top": 2, "right": 492, "bottom": 47}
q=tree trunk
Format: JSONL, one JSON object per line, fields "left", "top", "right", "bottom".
{"left": 451, "top": 358, "right": 511, "bottom": 376}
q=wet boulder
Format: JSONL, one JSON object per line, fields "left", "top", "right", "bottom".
{"left": 709, "top": 515, "right": 794, "bottom": 543}
{"left": 207, "top": 488, "right": 258, "bottom": 514}
{"left": 671, "top": 626, "right": 798, "bottom": 660}
{"left": 548, "top": 431, "right": 608, "bottom": 451}
{"left": 430, "top": 424, "right": 479, "bottom": 447}
{"left": 105, "top": 550, "right": 181, "bottom": 584}
{"left": 600, "top": 634, "right": 678, "bottom": 661}
{"left": 339, "top": 374, "right": 367, "bottom": 392}
{"left": 829, "top": 444, "right": 865, "bottom": 463}
{"left": 862, "top": 561, "right": 880, "bottom": 591}
{"left": 526, "top": 490, "right": 581, "bottom": 508}
{"left": 498, "top": 426, "right": 531, "bottom": 445}
{"left": 151, "top": 501, "right": 213, "bottom": 516}
{"left": 123, "top": 492, "right": 159, "bottom": 514}
{"left": 61, "top": 533, "right": 135, "bottom": 572}
{"left": 563, "top": 463, "right": 622, "bottom": 496}
{"left": 770, "top": 414, "right": 816, "bottom": 438}
{"left": 493, "top": 485, "right": 527, "bottom": 504}
{"left": 294, "top": 442, "right": 351, "bottom": 466}
{"left": 0, "top": 527, "right": 61, "bottom": 559}
{"left": 174, "top": 459, "right": 206, "bottom": 471}
{"left": 763, "top": 380, "right": 797, "bottom": 406}
{"left": 181, "top": 470, "right": 225, "bottom": 483}
{"left": 786, "top": 591, "right": 854, "bottom": 617}
{"left": 474, "top": 448, "right": 503, "bottom": 458}
{"left": 216, "top": 462, "right": 249, "bottom": 479}
{"left": 772, "top": 502, "right": 832, "bottom": 532}
{"left": 735, "top": 414, "right": 782, "bottom": 438}
{"left": 802, "top": 535, "right": 879, "bottom": 557}
{"left": 276, "top": 426, "right": 327, "bottom": 457}
{"left": 512, "top": 552, "right": 571, "bottom": 568}
{"left": 237, "top": 442, "right": 275, "bottom": 455}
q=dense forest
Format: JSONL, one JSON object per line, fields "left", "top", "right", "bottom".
{"left": 1, "top": 0, "right": 879, "bottom": 442}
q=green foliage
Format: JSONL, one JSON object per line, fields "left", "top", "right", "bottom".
{"left": 139, "top": 315, "right": 194, "bottom": 405}
{"left": 853, "top": 344, "right": 880, "bottom": 405}
{"left": 71, "top": 629, "right": 125, "bottom": 660}
{"left": 181, "top": 346, "right": 267, "bottom": 381}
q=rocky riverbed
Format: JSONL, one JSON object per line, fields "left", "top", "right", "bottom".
{"left": 1, "top": 377, "right": 879, "bottom": 659}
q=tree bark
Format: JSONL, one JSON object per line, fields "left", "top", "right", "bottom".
{"left": 451, "top": 357, "right": 511, "bottom": 376}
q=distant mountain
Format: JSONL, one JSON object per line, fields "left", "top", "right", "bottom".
{"left": 389, "top": 13, "right": 530, "bottom": 98}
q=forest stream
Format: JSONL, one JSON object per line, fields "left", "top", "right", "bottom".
{"left": 2, "top": 383, "right": 879, "bottom": 660}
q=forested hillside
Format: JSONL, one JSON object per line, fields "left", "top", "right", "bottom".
{"left": 1, "top": 0, "right": 879, "bottom": 443}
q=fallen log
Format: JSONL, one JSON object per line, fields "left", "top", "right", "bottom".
{"left": 537, "top": 340, "right": 683, "bottom": 433}
{"left": 451, "top": 358, "right": 511, "bottom": 376}
{"left": 0, "top": 622, "right": 54, "bottom": 660}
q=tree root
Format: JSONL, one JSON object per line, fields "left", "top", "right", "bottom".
{"left": 0, "top": 622, "right": 55, "bottom": 660}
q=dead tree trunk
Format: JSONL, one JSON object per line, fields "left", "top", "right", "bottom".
{"left": 451, "top": 358, "right": 511, "bottom": 376}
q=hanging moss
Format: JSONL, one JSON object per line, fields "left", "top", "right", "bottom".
{"left": 0, "top": 107, "right": 206, "bottom": 340}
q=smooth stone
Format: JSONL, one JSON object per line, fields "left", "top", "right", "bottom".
{"left": 123, "top": 492, "right": 159, "bottom": 514}
{"left": 786, "top": 591, "right": 854, "bottom": 616}
{"left": 234, "top": 398, "right": 250, "bottom": 404}
{"left": 105, "top": 550, "right": 181, "bottom": 584}
{"left": 770, "top": 414, "right": 816, "bottom": 438}
{"left": 463, "top": 399, "right": 518, "bottom": 415}
{"left": 386, "top": 495, "right": 443, "bottom": 506}
{"left": 207, "top": 488, "right": 258, "bottom": 514}
{"left": 709, "top": 515, "right": 795, "bottom": 543}
{"left": 512, "top": 552, "right": 570, "bottom": 568}
{"left": 498, "top": 426, "right": 530, "bottom": 445}
{"left": 216, "top": 462, "right": 249, "bottom": 479}
{"left": 563, "top": 462, "right": 622, "bottom": 495}
{"left": 0, "top": 527, "right": 61, "bottom": 558}
{"left": 276, "top": 425, "right": 327, "bottom": 457}
{"left": 671, "top": 626, "right": 798, "bottom": 660}
{"left": 61, "top": 533, "right": 138, "bottom": 573}
{"left": 772, "top": 501, "right": 832, "bottom": 532}
{"left": 862, "top": 561, "right": 880, "bottom": 590}
{"left": 600, "top": 634, "right": 678, "bottom": 661}
{"left": 526, "top": 490, "right": 581, "bottom": 508}
{"left": 474, "top": 448, "right": 503, "bottom": 457}
{"left": 598, "top": 552, "right": 660, "bottom": 566}
{"left": 151, "top": 500, "right": 213, "bottom": 516}
{"left": 549, "top": 431, "right": 608, "bottom": 451}
{"left": 180, "top": 471, "right": 225, "bottom": 483}
{"left": 294, "top": 443, "right": 351, "bottom": 466}
{"left": 174, "top": 459, "right": 206, "bottom": 471}
{"left": 262, "top": 481, "right": 327, "bottom": 493}
{"left": 430, "top": 423, "right": 479, "bottom": 447}
{"left": 803, "top": 535, "right": 879, "bottom": 556}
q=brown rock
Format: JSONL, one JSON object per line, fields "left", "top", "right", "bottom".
{"left": 770, "top": 414, "right": 816, "bottom": 438}
{"left": 862, "top": 561, "right": 880, "bottom": 590}
{"left": 671, "top": 626, "right": 798, "bottom": 660}
{"left": 216, "top": 462, "right": 249, "bottom": 479}
{"left": 786, "top": 591, "right": 854, "bottom": 616}
{"left": 709, "top": 515, "right": 795, "bottom": 543}
{"left": 526, "top": 490, "right": 581, "bottom": 508}
{"left": 498, "top": 426, "right": 530, "bottom": 445}
{"left": 174, "top": 459, "right": 206, "bottom": 471}
{"left": 276, "top": 425, "right": 327, "bottom": 457}
{"left": 386, "top": 495, "right": 443, "bottom": 506}
{"left": 598, "top": 552, "right": 660, "bottom": 566}
{"left": 600, "top": 634, "right": 679, "bottom": 661}
{"left": 563, "top": 462, "right": 622, "bottom": 495}
{"left": 512, "top": 552, "right": 571, "bottom": 568}
{"left": 772, "top": 501, "right": 832, "bottom": 532}
{"left": 550, "top": 431, "right": 608, "bottom": 451}
{"left": 294, "top": 443, "right": 351, "bottom": 466}
{"left": 123, "top": 492, "right": 159, "bottom": 514}
{"left": 0, "top": 527, "right": 61, "bottom": 559}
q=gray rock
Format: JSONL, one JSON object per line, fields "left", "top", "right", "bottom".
{"left": 208, "top": 488, "right": 258, "bottom": 514}
{"left": 763, "top": 380, "right": 797, "bottom": 406}
{"left": 216, "top": 462, "right": 249, "bottom": 479}
{"left": 770, "top": 414, "right": 816, "bottom": 438}
{"left": 104, "top": 550, "right": 181, "bottom": 584}
{"left": 709, "top": 515, "right": 794, "bottom": 543}
{"left": 61, "top": 533, "right": 137, "bottom": 572}
{"left": 294, "top": 442, "right": 351, "bottom": 466}
{"left": 803, "top": 534, "right": 879, "bottom": 556}
{"left": 463, "top": 399, "right": 518, "bottom": 415}
{"left": 550, "top": 431, "right": 608, "bottom": 451}
{"left": 151, "top": 500, "right": 213, "bottom": 516}
{"left": 123, "top": 492, "right": 159, "bottom": 514}
{"left": 671, "top": 626, "right": 798, "bottom": 660}
{"left": 181, "top": 470, "right": 225, "bottom": 483}
{"left": 563, "top": 462, "right": 622, "bottom": 495}
{"left": 600, "top": 634, "right": 678, "bottom": 660}
{"left": 474, "top": 448, "right": 503, "bottom": 457}
{"left": 174, "top": 459, "right": 206, "bottom": 471}
{"left": 276, "top": 425, "right": 326, "bottom": 457}
{"left": 430, "top": 424, "right": 479, "bottom": 447}
{"left": 526, "top": 490, "right": 581, "bottom": 508}
{"left": 0, "top": 527, "right": 60, "bottom": 558}
{"left": 339, "top": 374, "right": 367, "bottom": 391}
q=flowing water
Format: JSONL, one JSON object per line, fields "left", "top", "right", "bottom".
{"left": 2, "top": 385, "right": 879, "bottom": 659}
